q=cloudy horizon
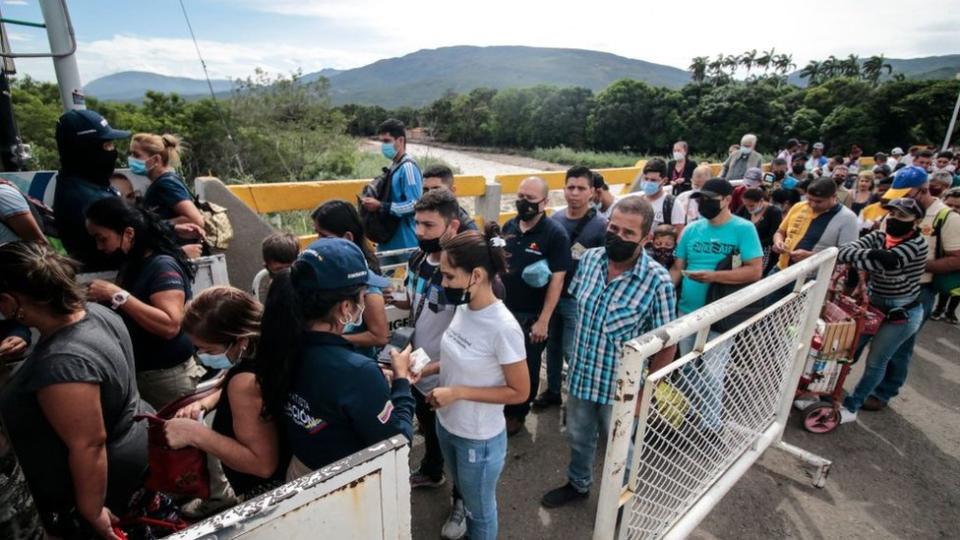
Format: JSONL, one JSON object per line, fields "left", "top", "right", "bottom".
{"left": 1, "top": 0, "right": 958, "bottom": 84}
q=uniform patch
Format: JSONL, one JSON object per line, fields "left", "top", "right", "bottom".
{"left": 377, "top": 401, "right": 394, "bottom": 424}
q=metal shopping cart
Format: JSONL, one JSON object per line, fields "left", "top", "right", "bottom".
{"left": 794, "top": 266, "right": 884, "bottom": 433}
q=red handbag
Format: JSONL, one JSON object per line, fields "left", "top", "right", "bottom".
{"left": 134, "top": 385, "right": 222, "bottom": 499}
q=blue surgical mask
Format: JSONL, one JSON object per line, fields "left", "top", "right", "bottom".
{"left": 521, "top": 259, "right": 552, "bottom": 288}
{"left": 198, "top": 352, "right": 233, "bottom": 370}
{"left": 740, "top": 147, "right": 753, "bottom": 155}
{"left": 381, "top": 142, "right": 397, "bottom": 160}
{"left": 128, "top": 157, "right": 147, "bottom": 175}
{"left": 641, "top": 181, "right": 661, "bottom": 196}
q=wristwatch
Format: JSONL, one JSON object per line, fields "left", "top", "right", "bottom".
{"left": 110, "top": 290, "right": 131, "bottom": 311}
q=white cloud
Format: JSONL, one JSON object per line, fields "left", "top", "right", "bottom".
{"left": 69, "top": 34, "right": 380, "bottom": 82}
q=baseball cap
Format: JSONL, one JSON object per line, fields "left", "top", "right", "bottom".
{"left": 295, "top": 238, "right": 390, "bottom": 291}
{"left": 691, "top": 178, "right": 733, "bottom": 199}
{"left": 55, "top": 109, "right": 130, "bottom": 144}
{"left": 882, "top": 197, "right": 923, "bottom": 220}
{"left": 813, "top": 142, "right": 825, "bottom": 150}
{"left": 743, "top": 167, "right": 764, "bottom": 185}
{"left": 890, "top": 147, "right": 904, "bottom": 156}
{"left": 883, "top": 166, "right": 928, "bottom": 200}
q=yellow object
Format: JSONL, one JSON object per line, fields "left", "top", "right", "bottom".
{"left": 653, "top": 381, "right": 689, "bottom": 430}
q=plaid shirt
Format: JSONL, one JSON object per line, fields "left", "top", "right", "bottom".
{"left": 567, "top": 248, "right": 676, "bottom": 404}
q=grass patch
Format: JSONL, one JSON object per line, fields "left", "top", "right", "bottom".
{"left": 528, "top": 146, "right": 643, "bottom": 168}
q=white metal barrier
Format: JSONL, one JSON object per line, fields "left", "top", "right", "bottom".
{"left": 169, "top": 436, "right": 411, "bottom": 540}
{"left": 594, "top": 248, "right": 838, "bottom": 540}
{"left": 76, "top": 253, "right": 229, "bottom": 292}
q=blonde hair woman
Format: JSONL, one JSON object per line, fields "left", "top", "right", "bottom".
{"left": 129, "top": 133, "right": 204, "bottom": 229}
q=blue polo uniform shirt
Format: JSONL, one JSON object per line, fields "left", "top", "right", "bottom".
{"left": 283, "top": 331, "right": 415, "bottom": 470}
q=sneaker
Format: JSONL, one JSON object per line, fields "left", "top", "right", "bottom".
{"left": 505, "top": 416, "right": 525, "bottom": 436}
{"left": 180, "top": 496, "right": 238, "bottom": 519}
{"left": 531, "top": 391, "right": 562, "bottom": 411}
{"left": 929, "top": 310, "right": 944, "bottom": 321}
{"left": 839, "top": 407, "right": 858, "bottom": 424}
{"left": 540, "top": 483, "right": 589, "bottom": 508}
{"left": 440, "top": 498, "right": 467, "bottom": 540}
{"left": 861, "top": 396, "right": 887, "bottom": 412}
{"left": 409, "top": 469, "right": 446, "bottom": 489}
{"left": 946, "top": 313, "right": 960, "bottom": 325}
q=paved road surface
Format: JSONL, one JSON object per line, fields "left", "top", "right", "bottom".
{"left": 408, "top": 318, "right": 960, "bottom": 539}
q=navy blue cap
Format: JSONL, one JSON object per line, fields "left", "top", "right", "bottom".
{"left": 296, "top": 238, "right": 390, "bottom": 290}
{"left": 56, "top": 109, "right": 130, "bottom": 143}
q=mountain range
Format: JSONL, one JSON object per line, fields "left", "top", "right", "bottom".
{"left": 84, "top": 46, "right": 960, "bottom": 108}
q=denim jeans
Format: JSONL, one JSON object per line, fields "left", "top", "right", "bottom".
{"left": 436, "top": 422, "right": 506, "bottom": 540}
{"left": 545, "top": 297, "right": 578, "bottom": 395}
{"left": 678, "top": 324, "right": 730, "bottom": 431}
{"left": 566, "top": 395, "right": 612, "bottom": 493}
{"left": 843, "top": 292, "right": 927, "bottom": 412}
{"left": 504, "top": 311, "right": 548, "bottom": 420}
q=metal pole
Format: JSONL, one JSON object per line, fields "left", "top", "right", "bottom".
{"left": 39, "top": 0, "right": 83, "bottom": 111}
{"left": 942, "top": 74, "right": 960, "bottom": 151}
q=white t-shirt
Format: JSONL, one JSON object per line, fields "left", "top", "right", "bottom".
{"left": 644, "top": 193, "right": 668, "bottom": 228}
{"left": 672, "top": 190, "right": 700, "bottom": 226}
{"left": 437, "top": 300, "right": 525, "bottom": 440}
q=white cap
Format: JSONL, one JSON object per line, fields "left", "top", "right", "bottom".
{"left": 891, "top": 147, "right": 904, "bottom": 155}
{"left": 812, "top": 142, "right": 825, "bottom": 149}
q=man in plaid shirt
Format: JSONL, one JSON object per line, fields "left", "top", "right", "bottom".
{"left": 541, "top": 196, "right": 677, "bottom": 508}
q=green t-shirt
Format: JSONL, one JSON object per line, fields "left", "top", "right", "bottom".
{"left": 675, "top": 215, "right": 763, "bottom": 314}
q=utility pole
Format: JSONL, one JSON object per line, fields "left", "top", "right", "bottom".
{"left": 39, "top": 0, "right": 84, "bottom": 111}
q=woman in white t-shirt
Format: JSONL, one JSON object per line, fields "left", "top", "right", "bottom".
{"left": 404, "top": 224, "right": 529, "bottom": 540}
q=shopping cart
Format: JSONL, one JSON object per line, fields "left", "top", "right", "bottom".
{"left": 794, "top": 267, "right": 884, "bottom": 433}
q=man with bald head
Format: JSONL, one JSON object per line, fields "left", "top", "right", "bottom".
{"left": 501, "top": 176, "right": 572, "bottom": 435}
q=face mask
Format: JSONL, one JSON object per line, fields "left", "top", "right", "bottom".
{"left": 92, "top": 148, "right": 119, "bottom": 185}
{"left": 744, "top": 178, "right": 761, "bottom": 189}
{"left": 649, "top": 246, "right": 674, "bottom": 263}
{"left": 673, "top": 151, "right": 686, "bottom": 161}
{"left": 748, "top": 204, "right": 765, "bottom": 215}
{"left": 128, "top": 157, "right": 148, "bottom": 176}
{"left": 792, "top": 164, "right": 806, "bottom": 176}
{"left": 886, "top": 218, "right": 914, "bottom": 237}
{"left": 640, "top": 180, "right": 661, "bottom": 196}
{"left": 604, "top": 231, "right": 639, "bottom": 263}
{"left": 590, "top": 201, "right": 603, "bottom": 212}
{"left": 197, "top": 342, "right": 240, "bottom": 370}
{"left": 773, "top": 171, "right": 786, "bottom": 181}
{"left": 740, "top": 147, "right": 753, "bottom": 156}
{"left": 347, "top": 302, "right": 365, "bottom": 327}
{"left": 418, "top": 236, "right": 442, "bottom": 253}
{"left": 443, "top": 276, "right": 474, "bottom": 306}
{"left": 521, "top": 259, "right": 552, "bottom": 288}
{"left": 515, "top": 198, "right": 543, "bottom": 221}
{"left": 381, "top": 142, "right": 397, "bottom": 160}
{"left": 928, "top": 185, "right": 945, "bottom": 197}
{"left": 698, "top": 199, "right": 723, "bottom": 220}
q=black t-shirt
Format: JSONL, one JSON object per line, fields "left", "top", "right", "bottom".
{"left": 501, "top": 215, "right": 572, "bottom": 314}
{"left": 52, "top": 174, "right": 121, "bottom": 272}
{"left": 736, "top": 204, "right": 783, "bottom": 247}
{"left": 0, "top": 303, "right": 149, "bottom": 513}
{"left": 119, "top": 254, "right": 196, "bottom": 372}
{"left": 212, "top": 358, "right": 289, "bottom": 498}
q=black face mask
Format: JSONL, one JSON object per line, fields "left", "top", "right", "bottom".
{"left": 605, "top": 232, "right": 639, "bottom": 262}
{"left": 418, "top": 236, "right": 442, "bottom": 253}
{"left": 886, "top": 218, "right": 914, "bottom": 238}
{"left": 516, "top": 198, "right": 543, "bottom": 221}
{"left": 928, "top": 185, "right": 945, "bottom": 197}
{"left": 792, "top": 164, "right": 806, "bottom": 176}
{"left": 698, "top": 199, "right": 723, "bottom": 220}
{"left": 773, "top": 171, "right": 786, "bottom": 181}
{"left": 442, "top": 278, "right": 473, "bottom": 306}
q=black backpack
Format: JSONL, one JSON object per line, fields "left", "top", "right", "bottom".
{"left": 360, "top": 155, "right": 415, "bottom": 244}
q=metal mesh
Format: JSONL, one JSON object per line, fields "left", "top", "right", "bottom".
{"left": 622, "top": 289, "right": 813, "bottom": 539}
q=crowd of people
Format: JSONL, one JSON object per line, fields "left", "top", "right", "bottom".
{"left": 1, "top": 111, "right": 959, "bottom": 540}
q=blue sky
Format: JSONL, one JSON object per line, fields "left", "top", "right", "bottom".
{"left": 2, "top": 0, "right": 958, "bottom": 84}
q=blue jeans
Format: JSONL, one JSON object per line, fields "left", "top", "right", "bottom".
{"left": 845, "top": 286, "right": 934, "bottom": 411}
{"left": 566, "top": 395, "right": 612, "bottom": 493}
{"left": 843, "top": 293, "right": 926, "bottom": 413}
{"left": 545, "top": 297, "right": 578, "bottom": 395}
{"left": 678, "top": 325, "right": 730, "bottom": 431}
{"left": 436, "top": 422, "right": 506, "bottom": 540}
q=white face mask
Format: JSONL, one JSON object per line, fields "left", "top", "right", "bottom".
{"left": 341, "top": 301, "right": 365, "bottom": 328}
{"left": 673, "top": 151, "right": 686, "bottom": 161}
